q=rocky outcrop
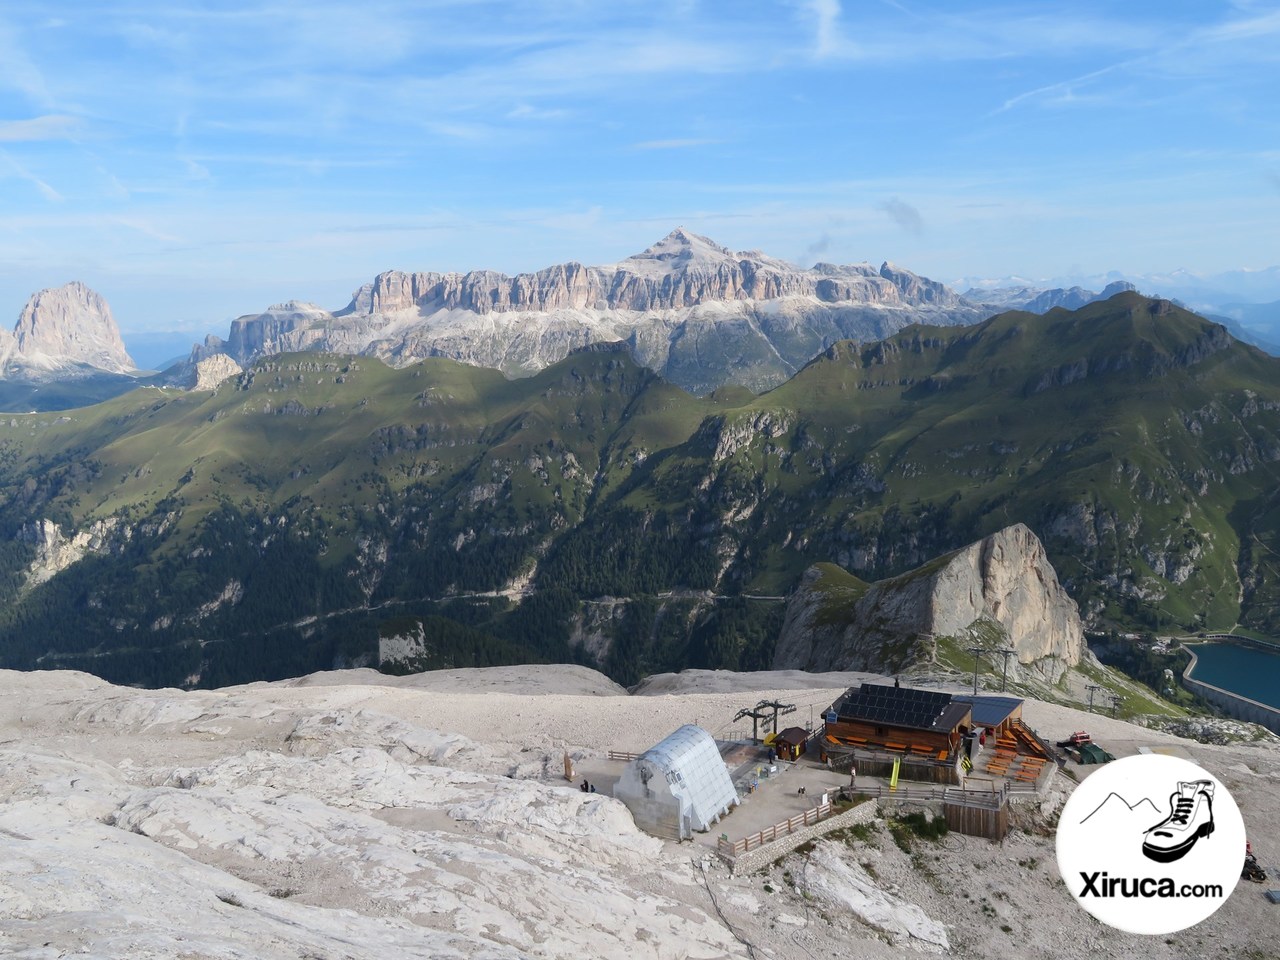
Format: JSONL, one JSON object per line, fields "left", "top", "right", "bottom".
{"left": 4, "top": 282, "right": 136, "bottom": 378}
{"left": 192, "top": 301, "right": 332, "bottom": 366}
{"left": 773, "top": 524, "right": 1084, "bottom": 682}
{"left": 18, "top": 517, "right": 127, "bottom": 587}
{"left": 188, "top": 229, "right": 987, "bottom": 394}
{"left": 189, "top": 353, "right": 242, "bottom": 391}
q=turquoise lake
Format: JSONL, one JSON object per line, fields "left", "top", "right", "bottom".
{"left": 1187, "top": 642, "right": 1280, "bottom": 710}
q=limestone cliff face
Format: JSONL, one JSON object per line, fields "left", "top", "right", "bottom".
{"left": 189, "top": 353, "right": 242, "bottom": 391}
{"left": 19, "top": 517, "right": 127, "bottom": 587}
{"left": 348, "top": 231, "right": 971, "bottom": 318}
{"left": 6, "top": 282, "right": 136, "bottom": 377}
{"left": 189, "top": 230, "right": 985, "bottom": 394}
{"left": 773, "top": 524, "right": 1084, "bottom": 682}
{"left": 192, "top": 301, "right": 331, "bottom": 366}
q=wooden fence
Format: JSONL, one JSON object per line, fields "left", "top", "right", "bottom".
{"left": 1006, "top": 776, "right": 1044, "bottom": 795}
{"left": 856, "top": 782, "right": 1013, "bottom": 807}
{"left": 607, "top": 750, "right": 641, "bottom": 762}
{"left": 716, "top": 801, "right": 833, "bottom": 858}
{"left": 854, "top": 783, "right": 950, "bottom": 801}
{"left": 943, "top": 786, "right": 1007, "bottom": 809}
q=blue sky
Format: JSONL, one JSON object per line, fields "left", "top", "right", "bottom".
{"left": 2, "top": 0, "right": 1279, "bottom": 338}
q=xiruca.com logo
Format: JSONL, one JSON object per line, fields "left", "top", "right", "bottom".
{"left": 1056, "top": 754, "right": 1245, "bottom": 934}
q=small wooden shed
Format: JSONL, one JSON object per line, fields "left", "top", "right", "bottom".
{"left": 774, "top": 726, "right": 809, "bottom": 761}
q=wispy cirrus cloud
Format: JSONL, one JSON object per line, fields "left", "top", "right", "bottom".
{"left": 0, "top": 114, "right": 83, "bottom": 142}
{"left": 994, "top": 5, "right": 1280, "bottom": 114}
{"left": 0, "top": 18, "right": 54, "bottom": 107}
{"left": 995, "top": 62, "right": 1127, "bottom": 114}
{"left": 507, "top": 103, "right": 569, "bottom": 122}
{"left": 0, "top": 150, "right": 63, "bottom": 201}
{"left": 802, "top": 0, "right": 847, "bottom": 59}
{"left": 1, "top": 1, "right": 1277, "bottom": 333}
{"left": 113, "top": 217, "right": 182, "bottom": 244}
{"left": 631, "top": 138, "right": 722, "bottom": 151}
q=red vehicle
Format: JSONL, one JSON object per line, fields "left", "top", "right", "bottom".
{"left": 1056, "top": 731, "right": 1091, "bottom": 748}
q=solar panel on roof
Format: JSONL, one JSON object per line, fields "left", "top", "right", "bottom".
{"left": 835, "top": 683, "right": 959, "bottom": 731}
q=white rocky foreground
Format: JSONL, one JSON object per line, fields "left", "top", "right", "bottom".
{"left": 1, "top": 665, "right": 1278, "bottom": 959}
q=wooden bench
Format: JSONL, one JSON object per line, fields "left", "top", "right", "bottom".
{"left": 884, "top": 742, "right": 907, "bottom": 752}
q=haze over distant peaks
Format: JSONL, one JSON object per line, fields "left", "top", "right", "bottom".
{"left": 1, "top": 281, "right": 136, "bottom": 379}
{"left": 965, "top": 280, "right": 1137, "bottom": 313}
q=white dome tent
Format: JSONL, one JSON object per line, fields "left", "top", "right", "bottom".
{"left": 613, "top": 725, "right": 740, "bottom": 840}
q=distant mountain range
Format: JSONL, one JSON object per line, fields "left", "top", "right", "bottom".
{"left": 7, "top": 233, "right": 1280, "bottom": 412}
{"left": 959, "top": 265, "right": 1280, "bottom": 306}
{"left": 961, "top": 267, "right": 1280, "bottom": 351}
{"left": 3, "top": 291, "right": 1280, "bottom": 690}
{"left": 964, "top": 280, "right": 1137, "bottom": 314}
{"left": 184, "top": 229, "right": 986, "bottom": 395}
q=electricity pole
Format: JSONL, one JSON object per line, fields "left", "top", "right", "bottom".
{"left": 966, "top": 647, "right": 985, "bottom": 695}
{"left": 995, "top": 648, "right": 1016, "bottom": 692}
{"left": 1086, "top": 684, "right": 1101, "bottom": 713}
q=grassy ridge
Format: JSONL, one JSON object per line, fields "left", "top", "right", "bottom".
{"left": 1, "top": 295, "right": 1279, "bottom": 686}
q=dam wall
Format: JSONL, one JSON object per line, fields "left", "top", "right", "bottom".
{"left": 1182, "top": 643, "right": 1280, "bottom": 735}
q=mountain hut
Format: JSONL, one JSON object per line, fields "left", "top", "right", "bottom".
{"left": 821, "top": 682, "right": 973, "bottom": 784}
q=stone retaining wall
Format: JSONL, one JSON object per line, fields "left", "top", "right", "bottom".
{"left": 728, "top": 798, "right": 877, "bottom": 875}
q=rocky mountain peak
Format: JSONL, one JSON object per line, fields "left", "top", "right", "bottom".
{"left": 7, "top": 281, "right": 135, "bottom": 377}
{"left": 187, "top": 231, "right": 985, "bottom": 394}
{"left": 628, "top": 228, "right": 737, "bottom": 267}
{"left": 1099, "top": 280, "right": 1137, "bottom": 298}
{"left": 773, "top": 523, "right": 1085, "bottom": 682}
{"left": 265, "top": 300, "right": 328, "bottom": 316}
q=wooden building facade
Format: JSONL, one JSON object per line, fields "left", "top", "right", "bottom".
{"left": 774, "top": 727, "right": 809, "bottom": 761}
{"left": 820, "top": 683, "right": 975, "bottom": 784}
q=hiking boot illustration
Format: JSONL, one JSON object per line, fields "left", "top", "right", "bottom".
{"left": 1142, "top": 780, "right": 1215, "bottom": 863}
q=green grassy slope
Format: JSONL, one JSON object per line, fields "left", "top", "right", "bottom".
{"left": 1, "top": 295, "right": 1279, "bottom": 687}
